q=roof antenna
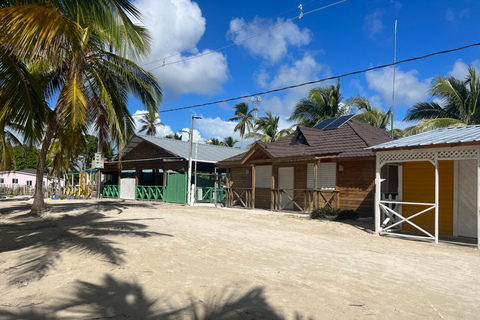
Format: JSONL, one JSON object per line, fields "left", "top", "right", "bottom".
{"left": 391, "top": 20, "right": 397, "bottom": 138}
{"left": 298, "top": 4, "right": 303, "bottom": 19}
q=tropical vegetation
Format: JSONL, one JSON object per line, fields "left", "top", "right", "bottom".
{"left": 348, "top": 96, "right": 392, "bottom": 129}
{"left": 138, "top": 110, "right": 164, "bottom": 136}
{"left": 0, "top": 0, "right": 162, "bottom": 215}
{"left": 229, "top": 102, "right": 255, "bottom": 148}
{"left": 221, "top": 136, "right": 239, "bottom": 148}
{"left": 403, "top": 65, "right": 480, "bottom": 133}
{"left": 245, "top": 112, "right": 292, "bottom": 143}
{"left": 288, "top": 80, "right": 356, "bottom": 127}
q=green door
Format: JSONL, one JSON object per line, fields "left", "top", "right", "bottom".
{"left": 165, "top": 172, "right": 187, "bottom": 204}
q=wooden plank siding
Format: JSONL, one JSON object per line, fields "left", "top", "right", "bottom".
{"left": 294, "top": 164, "right": 307, "bottom": 211}
{"left": 337, "top": 160, "right": 375, "bottom": 217}
{"left": 402, "top": 161, "right": 454, "bottom": 236}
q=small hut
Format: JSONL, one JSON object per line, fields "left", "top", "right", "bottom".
{"left": 369, "top": 125, "right": 480, "bottom": 248}
{"left": 218, "top": 115, "right": 393, "bottom": 217}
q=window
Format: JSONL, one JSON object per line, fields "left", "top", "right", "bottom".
{"left": 12, "top": 178, "right": 19, "bottom": 184}
{"left": 26, "top": 180, "right": 33, "bottom": 186}
{"left": 0, "top": 178, "right": 4, "bottom": 184}
{"left": 255, "top": 165, "right": 272, "bottom": 188}
{"left": 307, "top": 162, "right": 337, "bottom": 190}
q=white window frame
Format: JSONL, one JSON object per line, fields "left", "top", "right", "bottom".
{"left": 26, "top": 180, "right": 33, "bottom": 187}
{"left": 12, "top": 178, "right": 19, "bottom": 184}
{"left": 0, "top": 178, "right": 4, "bottom": 184}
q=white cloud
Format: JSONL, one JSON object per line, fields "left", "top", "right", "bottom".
{"left": 132, "top": 110, "right": 173, "bottom": 137}
{"left": 255, "top": 54, "right": 333, "bottom": 118}
{"left": 179, "top": 128, "right": 203, "bottom": 143}
{"left": 136, "top": 0, "right": 229, "bottom": 95}
{"left": 363, "top": 9, "right": 384, "bottom": 37}
{"left": 228, "top": 16, "right": 312, "bottom": 63}
{"left": 195, "top": 117, "right": 251, "bottom": 148}
{"left": 390, "top": 0, "right": 402, "bottom": 10}
{"left": 448, "top": 59, "right": 480, "bottom": 80}
{"left": 365, "top": 66, "right": 430, "bottom": 106}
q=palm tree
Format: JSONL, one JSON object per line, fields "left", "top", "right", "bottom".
{"left": 221, "top": 136, "right": 239, "bottom": 147}
{"left": 289, "top": 80, "right": 355, "bottom": 127}
{"left": 246, "top": 112, "right": 292, "bottom": 143}
{"left": 138, "top": 110, "right": 164, "bottom": 136}
{"left": 0, "top": 126, "right": 21, "bottom": 171}
{"left": 164, "top": 133, "right": 182, "bottom": 140}
{"left": 0, "top": 1, "right": 162, "bottom": 215}
{"left": 348, "top": 96, "right": 392, "bottom": 129}
{"left": 229, "top": 102, "right": 255, "bottom": 148}
{"left": 404, "top": 65, "right": 480, "bottom": 133}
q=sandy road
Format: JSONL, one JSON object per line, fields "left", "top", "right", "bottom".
{"left": 0, "top": 197, "right": 479, "bottom": 319}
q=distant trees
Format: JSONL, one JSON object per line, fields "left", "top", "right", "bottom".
{"left": 139, "top": 110, "right": 164, "bottom": 136}
{"left": 404, "top": 65, "right": 480, "bottom": 133}
{"left": 229, "top": 102, "right": 255, "bottom": 148}
{"left": 221, "top": 137, "right": 239, "bottom": 147}
{"left": 246, "top": 112, "right": 292, "bottom": 143}
{"left": 288, "top": 80, "right": 356, "bottom": 127}
{"left": 165, "top": 133, "right": 182, "bottom": 140}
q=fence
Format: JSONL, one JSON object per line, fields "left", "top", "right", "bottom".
{"left": 0, "top": 184, "right": 60, "bottom": 197}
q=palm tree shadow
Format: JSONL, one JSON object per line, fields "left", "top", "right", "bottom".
{"left": 0, "top": 274, "right": 314, "bottom": 319}
{"left": 0, "top": 205, "right": 172, "bottom": 284}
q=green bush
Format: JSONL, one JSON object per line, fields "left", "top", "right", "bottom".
{"left": 310, "top": 207, "right": 358, "bottom": 221}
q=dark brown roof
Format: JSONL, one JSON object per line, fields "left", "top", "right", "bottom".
{"left": 219, "top": 119, "right": 392, "bottom": 164}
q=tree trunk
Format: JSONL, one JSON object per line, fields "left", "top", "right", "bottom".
{"left": 31, "top": 119, "right": 57, "bottom": 216}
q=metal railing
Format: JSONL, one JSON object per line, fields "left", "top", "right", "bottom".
{"left": 196, "top": 187, "right": 225, "bottom": 203}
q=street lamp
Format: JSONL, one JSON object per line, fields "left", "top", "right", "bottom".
{"left": 180, "top": 115, "right": 202, "bottom": 205}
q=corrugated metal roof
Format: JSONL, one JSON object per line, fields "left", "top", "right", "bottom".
{"left": 122, "top": 135, "right": 245, "bottom": 163}
{"left": 368, "top": 124, "right": 480, "bottom": 150}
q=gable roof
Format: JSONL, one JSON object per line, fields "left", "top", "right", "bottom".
{"left": 121, "top": 135, "right": 245, "bottom": 164}
{"left": 219, "top": 118, "right": 392, "bottom": 164}
{"left": 368, "top": 124, "right": 480, "bottom": 150}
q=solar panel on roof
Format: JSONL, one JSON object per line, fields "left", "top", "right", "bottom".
{"left": 314, "top": 114, "right": 354, "bottom": 130}
{"left": 313, "top": 117, "right": 337, "bottom": 130}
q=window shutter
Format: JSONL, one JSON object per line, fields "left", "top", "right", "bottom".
{"left": 255, "top": 165, "right": 272, "bottom": 188}
{"left": 319, "top": 163, "right": 336, "bottom": 189}
{"left": 307, "top": 163, "right": 314, "bottom": 189}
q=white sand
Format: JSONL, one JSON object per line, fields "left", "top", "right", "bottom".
{"left": 0, "top": 196, "right": 479, "bottom": 319}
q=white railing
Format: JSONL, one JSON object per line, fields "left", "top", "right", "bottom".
{"left": 378, "top": 200, "right": 436, "bottom": 239}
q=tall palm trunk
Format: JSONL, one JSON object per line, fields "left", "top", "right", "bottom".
{"left": 31, "top": 119, "right": 56, "bottom": 215}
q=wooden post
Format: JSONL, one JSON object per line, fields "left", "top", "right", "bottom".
{"left": 374, "top": 154, "right": 381, "bottom": 235}
{"left": 434, "top": 154, "right": 439, "bottom": 245}
{"left": 118, "top": 170, "right": 122, "bottom": 186}
{"left": 163, "top": 169, "right": 167, "bottom": 186}
{"left": 252, "top": 165, "right": 256, "bottom": 209}
{"left": 154, "top": 169, "right": 159, "bottom": 185}
{"left": 313, "top": 161, "right": 318, "bottom": 209}
{"left": 271, "top": 166, "right": 275, "bottom": 211}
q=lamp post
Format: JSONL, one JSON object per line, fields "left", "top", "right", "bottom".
{"left": 251, "top": 96, "right": 261, "bottom": 142}
{"left": 180, "top": 115, "right": 202, "bottom": 205}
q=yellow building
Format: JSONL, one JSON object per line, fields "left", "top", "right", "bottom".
{"left": 370, "top": 125, "right": 480, "bottom": 249}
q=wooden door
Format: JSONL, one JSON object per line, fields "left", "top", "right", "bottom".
{"left": 456, "top": 159, "right": 477, "bottom": 238}
{"left": 278, "top": 167, "right": 294, "bottom": 210}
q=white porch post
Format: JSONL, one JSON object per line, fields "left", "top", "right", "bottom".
{"left": 477, "top": 153, "right": 480, "bottom": 249}
{"left": 434, "top": 154, "right": 439, "bottom": 245}
{"left": 375, "top": 154, "right": 381, "bottom": 235}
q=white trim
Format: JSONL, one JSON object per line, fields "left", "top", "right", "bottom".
{"left": 477, "top": 154, "right": 480, "bottom": 249}
{"left": 375, "top": 154, "right": 381, "bottom": 235}
{"left": 434, "top": 154, "right": 439, "bottom": 245}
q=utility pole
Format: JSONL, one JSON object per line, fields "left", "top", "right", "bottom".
{"left": 187, "top": 115, "right": 202, "bottom": 205}
{"left": 391, "top": 20, "right": 397, "bottom": 138}
{"left": 251, "top": 96, "right": 261, "bottom": 142}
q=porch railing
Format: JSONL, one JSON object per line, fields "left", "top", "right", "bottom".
{"left": 135, "top": 185, "right": 165, "bottom": 201}
{"left": 272, "top": 189, "right": 340, "bottom": 212}
{"left": 225, "top": 188, "right": 253, "bottom": 208}
{"left": 101, "top": 185, "right": 120, "bottom": 199}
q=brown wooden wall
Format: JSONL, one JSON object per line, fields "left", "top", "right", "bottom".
{"left": 293, "top": 164, "right": 307, "bottom": 211}
{"left": 402, "top": 161, "right": 454, "bottom": 236}
{"left": 337, "top": 159, "right": 375, "bottom": 217}
{"left": 255, "top": 188, "right": 271, "bottom": 208}
{"left": 230, "top": 167, "right": 252, "bottom": 188}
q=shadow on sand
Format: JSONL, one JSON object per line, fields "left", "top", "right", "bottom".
{"left": 0, "top": 274, "right": 313, "bottom": 319}
{"left": 0, "top": 200, "right": 172, "bottom": 284}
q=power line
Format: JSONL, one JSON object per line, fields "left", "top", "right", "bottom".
{"left": 148, "top": 0, "right": 347, "bottom": 71}
{"left": 142, "top": 0, "right": 317, "bottom": 67}
{"left": 158, "top": 42, "right": 480, "bottom": 114}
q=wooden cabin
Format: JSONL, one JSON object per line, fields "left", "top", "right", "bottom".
{"left": 218, "top": 116, "right": 393, "bottom": 217}
{"left": 369, "top": 125, "right": 480, "bottom": 248}
{"left": 101, "top": 135, "right": 244, "bottom": 203}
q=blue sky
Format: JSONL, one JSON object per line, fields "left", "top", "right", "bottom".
{"left": 129, "top": 0, "right": 480, "bottom": 147}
